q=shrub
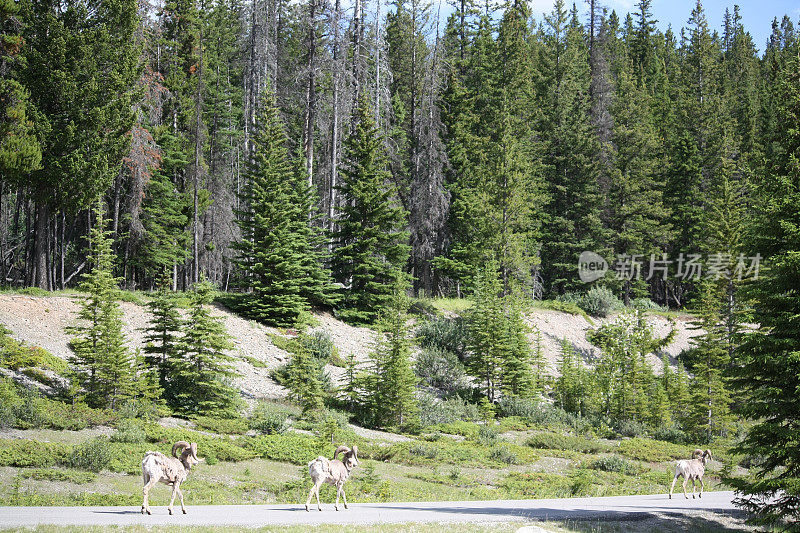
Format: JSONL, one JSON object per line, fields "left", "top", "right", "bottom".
{"left": 249, "top": 402, "right": 296, "bottom": 435}
{"left": 497, "top": 396, "right": 541, "bottom": 419}
{"left": 300, "top": 331, "right": 344, "bottom": 367}
{"left": 310, "top": 409, "right": 353, "bottom": 444}
{"left": 0, "top": 331, "right": 67, "bottom": 374}
{"left": 416, "top": 317, "right": 469, "bottom": 361}
{"left": 614, "top": 419, "right": 647, "bottom": 438}
{"left": 247, "top": 433, "right": 325, "bottom": 465}
{"left": 418, "top": 394, "right": 479, "bottom": 426}
{"left": 589, "top": 455, "right": 637, "bottom": 474}
{"left": 489, "top": 446, "right": 519, "bottom": 465}
{"left": 617, "top": 438, "right": 691, "bottom": 462}
{"left": 430, "top": 421, "right": 479, "bottom": 439}
{"left": 18, "top": 468, "right": 97, "bottom": 484}
{"left": 192, "top": 415, "right": 249, "bottom": 435}
{"left": 66, "top": 438, "right": 113, "bottom": 472}
{"left": 525, "top": 432, "right": 611, "bottom": 454}
{"left": 653, "top": 425, "right": 690, "bottom": 444}
{"left": 0, "top": 439, "right": 70, "bottom": 467}
{"left": 409, "top": 443, "right": 439, "bottom": 459}
{"left": 110, "top": 419, "right": 146, "bottom": 443}
{"left": 478, "top": 425, "right": 499, "bottom": 446}
{"left": 579, "top": 286, "right": 623, "bottom": 317}
{"left": 414, "top": 347, "right": 466, "bottom": 394}
{"left": 630, "top": 298, "right": 665, "bottom": 311}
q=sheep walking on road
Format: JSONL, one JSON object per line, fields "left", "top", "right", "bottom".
{"left": 669, "top": 449, "right": 712, "bottom": 499}
{"left": 141, "top": 441, "right": 202, "bottom": 515}
{"left": 305, "top": 445, "right": 359, "bottom": 511}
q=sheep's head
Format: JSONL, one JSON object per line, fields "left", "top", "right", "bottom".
{"left": 173, "top": 441, "right": 202, "bottom": 468}
{"left": 692, "top": 449, "right": 704, "bottom": 459}
{"left": 334, "top": 445, "right": 359, "bottom": 470}
{"left": 702, "top": 449, "right": 712, "bottom": 464}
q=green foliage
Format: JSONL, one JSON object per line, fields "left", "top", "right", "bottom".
{"left": 171, "top": 280, "right": 241, "bottom": 416}
{"left": 414, "top": 346, "right": 467, "bottom": 395}
{"left": 588, "top": 455, "right": 639, "bottom": 475}
{"left": 416, "top": 316, "right": 469, "bottom": 361}
{"left": 576, "top": 286, "right": 625, "bottom": 318}
{"left": 67, "top": 204, "right": 136, "bottom": 409}
{"left": 66, "top": 438, "right": 113, "bottom": 472}
{"left": 525, "top": 432, "right": 612, "bottom": 454}
{"left": 299, "top": 331, "right": 343, "bottom": 367}
{"left": 331, "top": 96, "right": 410, "bottom": 324}
{"left": 17, "top": 468, "right": 96, "bottom": 484}
{"left": 192, "top": 415, "right": 249, "bottom": 435}
{"left": 234, "top": 90, "right": 333, "bottom": 327}
{"left": 554, "top": 339, "right": 592, "bottom": 416}
{"left": 142, "top": 280, "right": 182, "bottom": 404}
{"left": 0, "top": 326, "right": 67, "bottom": 375}
{"left": 284, "top": 344, "right": 326, "bottom": 414}
{"left": 617, "top": 438, "right": 692, "bottom": 462}
{"left": 417, "top": 394, "right": 479, "bottom": 426}
{"left": 110, "top": 419, "right": 147, "bottom": 443}
{"left": 248, "top": 402, "right": 296, "bottom": 435}
{"left": 246, "top": 433, "right": 326, "bottom": 465}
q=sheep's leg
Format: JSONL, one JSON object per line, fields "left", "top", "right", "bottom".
{"left": 142, "top": 476, "right": 158, "bottom": 515}
{"left": 691, "top": 478, "right": 696, "bottom": 499}
{"left": 177, "top": 485, "right": 186, "bottom": 514}
{"left": 306, "top": 481, "right": 322, "bottom": 512}
{"left": 335, "top": 485, "right": 341, "bottom": 511}
{"left": 699, "top": 477, "right": 704, "bottom": 498}
{"left": 682, "top": 477, "right": 689, "bottom": 499}
{"left": 669, "top": 475, "right": 678, "bottom": 499}
{"left": 168, "top": 484, "right": 178, "bottom": 515}
{"left": 315, "top": 482, "right": 322, "bottom": 511}
{"left": 342, "top": 487, "right": 348, "bottom": 509}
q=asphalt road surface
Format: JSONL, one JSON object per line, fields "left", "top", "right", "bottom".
{"left": 0, "top": 491, "right": 738, "bottom": 528}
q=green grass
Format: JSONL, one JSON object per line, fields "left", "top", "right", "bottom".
{"left": 416, "top": 297, "right": 474, "bottom": 314}
{"left": 531, "top": 299, "right": 592, "bottom": 321}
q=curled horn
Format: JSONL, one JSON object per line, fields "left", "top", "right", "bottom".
{"left": 172, "top": 441, "right": 191, "bottom": 458}
{"left": 352, "top": 445, "right": 358, "bottom": 460}
{"left": 692, "top": 449, "right": 704, "bottom": 459}
{"left": 190, "top": 442, "right": 198, "bottom": 460}
{"left": 334, "top": 445, "right": 351, "bottom": 460}
{"left": 704, "top": 449, "right": 712, "bottom": 460}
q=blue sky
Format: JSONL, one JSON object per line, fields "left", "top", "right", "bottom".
{"left": 526, "top": 0, "right": 800, "bottom": 54}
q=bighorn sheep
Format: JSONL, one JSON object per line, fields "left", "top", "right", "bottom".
{"left": 669, "top": 448, "right": 712, "bottom": 499}
{"left": 141, "top": 441, "right": 202, "bottom": 515}
{"left": 305, "top": 445, "right": 359, "bottom": 511}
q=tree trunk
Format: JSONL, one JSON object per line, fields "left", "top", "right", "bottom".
{"left": 33, "top": 200, "right": 50, "bottom": 290}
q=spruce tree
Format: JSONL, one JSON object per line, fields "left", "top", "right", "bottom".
{"left": 68, "top": 204, "right": 136, "bottom": 409}
{"left": 285, "top": 345, "right": 326, "bottom": 414}
{"left": 466, "top": 264, "right": 505, "bottom": 403}
{"left": 555, "top": 339, "right": 590, "bottom": 416}
{"left": 331, "top": 96, "right": 410, "bottom": 324}
{"left": 500, "top": 290, "right": 536, "bottom": 399}
{"left": 366, "top": 278, "right": 419, "bottom": 429}
{"left": 142, "top": 277, "right": 183, "bottom": 404}
{"left": 172, "top": 281, "right": 240, "bottom": 416}
{"left": 235, "top": 90, "right": 332, "bottom": 326}
{"left": 729, "top": 43, "right": 800, "bottom": 525}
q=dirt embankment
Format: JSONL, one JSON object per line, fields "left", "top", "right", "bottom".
{"left": 0, "top": 294, "right": 700, "bottom": 400}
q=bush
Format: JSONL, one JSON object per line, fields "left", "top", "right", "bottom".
{"left": 192, "top": 415, "right": 249, "bottom": 435}
{"left": 0, "top": 380, "right": 117, "bottom": 430}
{"left": 246, "top": 433, "right": 325, "bottom": 465}
{"left": 250, "top": 402, "right": 296, "bottom": 435}
{"left": 478, "top": 425, "right": 499, "bottom": 446}
{"left": 110, "top": 419, "right": 146, "bottom": 443}
{"left": 497, "top": 396, "right": 541, "bottom": 419}
{"left": 300, "top": 331, "right": 344, "bottom": 367}
{"left": 525, "top": 432, "right": 611, "bottom": 454}
{"left": 18, "top": 468, "right": 97, "bottom": 484}
{"left": 653, "top": 425, "right": 690, "bottom": 444}
{"left": 0, "top": 330, "right": 67, "bottom": 374}
{"left": 416, "top": 317, "right": 469, "bottom": 361}
{"left": 617, "top": 438, "right": 691, "bottom": 462}
{"left": 418, "top": 394, "right": 479, "bottom": 426}
{"left": 67, "top": 438, "right": 113, "bottom": 472}
{"left": 630, "top": 298, "right": 665, "bottom": 311}
{"left": 579, "top": 286, "right": 623, "bottom": 317}
{"left": 614, "top": 419, "right": 647, "bottom": 438}
{"left": 414, "top": 347, "right": 466, "bottom": 394}
{"left": 309, "top": 409, "right": 353, "bottom": 443}
{"left": 430, "top": 421, "right": 480, "bottom": 439}
{"left": 589, "top": 455, "right": 637, "bottom": 474}
{"left": 489, "top": 446, "right": 518, "bottom": 465}
{"left": 0, "top": 439, "right": 70, "bottom": 467}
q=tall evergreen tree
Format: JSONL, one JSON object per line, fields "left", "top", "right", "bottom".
{"left": 142, "top": 277, "right": 183, "bottom": 402}
{"left": 172, "top": 280, "right": 240, "bottom": 416}
{"left": 235, "top": 90, "right": 332, "bottom": 326}
{"left": 68, "top": 204, "right": 136, "bottom": 409}
{"left": 331, "top": 96, "right": 410, "bottom": 324}
{"left": 730, "top": 42, "right": 800, "bottom": 525}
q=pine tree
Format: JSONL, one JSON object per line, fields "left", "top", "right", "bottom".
{"left": 555, "top": 339, "right": 590, "bottom": 416}
{"left": 366, "top": 278, "right": 419, "bottom": 429}
{"left": 687, "top": 281, "right": 733, "bottom": 441}
{"left": 729, "top": 42, "right": 800, "bottom": 525}
{"left": 68, "top": 204, "right": 136, "bottom": 409}
{"left": 331, "top": 96, "right": 410, "bottom": 324}
{"left": 500, "top": 290, "right": 536, "bottom": 399}
{"left": 172, "top": 280, "right": 240, "bottom": 416}
{"left": 466, "top": 264, "right": 505, "bottom": 403}
{"left": 142, "top": 277, "right": 183, "bottom": 404}
{"left": 235, "top": 90, "right": 332, "bottom": 326}
{"left": 285, "top": 345, "right": 326, "bottom": 414}
{"left": 0, "top": 0, "right": 41, "bottom": 178}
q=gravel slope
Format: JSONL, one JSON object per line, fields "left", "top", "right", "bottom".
{"left": 0, "top": 294, "right": 701, "bottom": 400}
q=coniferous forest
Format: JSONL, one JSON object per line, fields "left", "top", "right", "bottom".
{"left": 2, "top": 0, "right": 800, "bottom": 525}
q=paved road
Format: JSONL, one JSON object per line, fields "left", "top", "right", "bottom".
{"left": 0, "top": 491, "right": 738, "bottom": 528}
